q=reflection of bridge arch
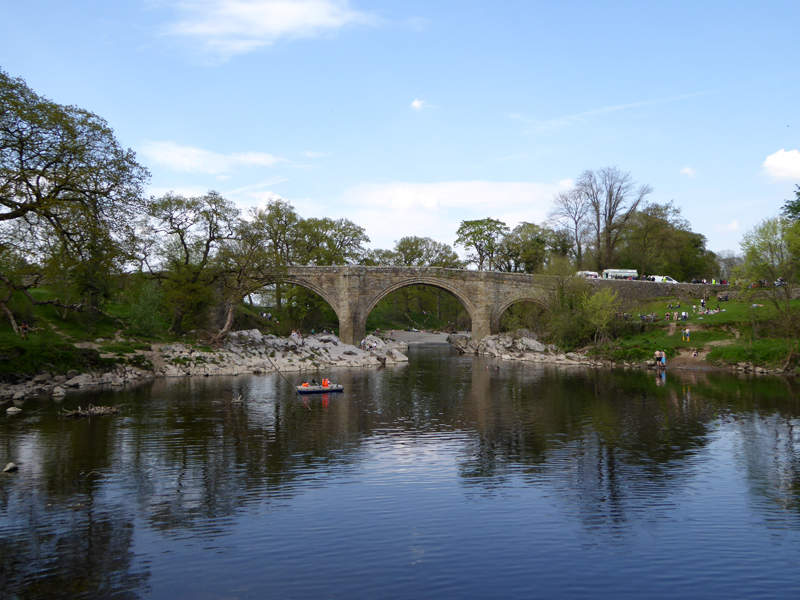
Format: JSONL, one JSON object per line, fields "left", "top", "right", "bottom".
{"left": 364, "top": 277, "right": 478, "bottom": 327}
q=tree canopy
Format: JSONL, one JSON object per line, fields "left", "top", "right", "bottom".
{"left": 454, "top": 218, "right": 510, "bottom": 270}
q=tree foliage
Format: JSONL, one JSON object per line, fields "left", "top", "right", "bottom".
{"left": 454, "top": 218, "right": 510, "bottom": 270}
{"left": 741, "top": 217, "right": 800, "bottom": 336}
{"left": 0, "top": 69, "right": 149, "bottom": 323}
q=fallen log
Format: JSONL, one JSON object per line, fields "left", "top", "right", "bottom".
{"left": 60, "top": 404, "right": 122, "bottom": 419}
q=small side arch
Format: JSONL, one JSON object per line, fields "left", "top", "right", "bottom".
{"left": 492, "top": 293, "right": 549, "bottom": 334}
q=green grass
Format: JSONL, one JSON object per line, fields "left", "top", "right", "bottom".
{"left": 0, "top": 334, "right": 117, "bottom": 381}
{"left": 598, "top": 326, "right": 735, "bottom": 363}
{"left": 706, "top": 338, "right": 798, "bottom": 368}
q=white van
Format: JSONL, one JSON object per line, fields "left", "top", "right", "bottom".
{"left": 575, "top": 271, "right": 599, "bottom": 279}
{"left": 650, "top": 275, "right": 678, "bottom": 284}
{"left": 602, "top": 269, "right": 638, "bottom": 280}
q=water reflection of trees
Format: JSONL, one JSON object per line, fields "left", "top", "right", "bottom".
{"left": 456, "top": 365, "right": 800, "bottom": 531}
{"left": 3, "top": 357, "right": 800, "bottom": 596}
{"left": 0, "top": 419, "right": 148, "bottom": 598}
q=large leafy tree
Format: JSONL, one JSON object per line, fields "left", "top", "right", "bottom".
{"left": 454, "top": 218, "right": 510, "bottom": 270}
{"left": 392, "top": 236, "right": 462, "bottom": 268}
{"left": 741, "top": 217, "right": 800, "bottom": 336}
{"left": 495, "top": 222, "right": 548, "bottom": 273}
{"left": 145, "top": 191, "right": 239, "bottom": 333}
{"left": 0, "top": 69, "right": 149, "bottom": 324}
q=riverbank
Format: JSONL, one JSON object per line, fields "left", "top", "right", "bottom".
{"left": 1, "top": 332, "right": 409, "bottom": 404}
{"left": 449, "top": 329, "right": 789, "bottom": 376}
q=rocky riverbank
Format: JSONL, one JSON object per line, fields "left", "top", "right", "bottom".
{"left": 448, "top": 330, "right": 610, "bottom": 367}
{"left": 448, "top": 329, "right": 790, "bottom": 375}
{"left": 1, "top": 332, "right": 408, "bottom": 405}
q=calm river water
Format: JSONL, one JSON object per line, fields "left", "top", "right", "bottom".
{"left": 2, "top": 344, "right": 800, "bottom": 599}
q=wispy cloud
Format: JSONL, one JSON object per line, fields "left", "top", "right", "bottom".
{"left": 763, "top": 149, "right": 800, "bottom": 180}
{"left": 714, "top": 220, "right": 740, "bottom": 233}
{"left": 302, "top": 150, "right": 328, "bottom": 158}
{"left": 680, "top": 167, "right": 696, "bottom": 177}
{"left": 411, "top": 98, "right": 432, "bottom": 110}
{"left": 162, "top": 0, "right": 377, "bottom": 59}
{"left": 513, "top": 91, "right": 711, "bottom": 134}
{"left": 140, "top": 140, "right": 286, "bottom": 174}
{"left": 339, "top": 180, "right": 570, "bottom": 249}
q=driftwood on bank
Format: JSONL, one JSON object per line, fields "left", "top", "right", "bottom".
{"left": 60, "top": 405, "right": 123, "bottom": 419}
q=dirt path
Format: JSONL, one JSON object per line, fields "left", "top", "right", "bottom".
{"left": 668, "top": 339, "right": 733, "bottom": 370}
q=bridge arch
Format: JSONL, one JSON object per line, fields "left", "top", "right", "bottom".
{"left": 364, "top": 276, "right": 479, "bottom": 326}
{"left": 274, "top": 275, "right": 343, "bottom": 325}
{"left": 493, "top": 294, "right": 549, "bottom": 334}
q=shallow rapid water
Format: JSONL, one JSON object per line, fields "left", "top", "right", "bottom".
{"left": 2, "top": 345, "right": 800, "bottom": 599}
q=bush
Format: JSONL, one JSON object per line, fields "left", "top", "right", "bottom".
{"left": 129, "top": 281, "right": 162, "bottom": 336}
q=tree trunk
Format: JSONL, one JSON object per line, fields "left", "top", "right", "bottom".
{"left": 0, "top": 301, "right": 18, "bottom": 333}
{"left": 212, "top": 301, "right": 237, "bottom": 345}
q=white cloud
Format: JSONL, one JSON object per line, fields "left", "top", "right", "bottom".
{"left": 163, "top": 0, "right": 376, "bottom": 58}
{"left": 303, "top": 150, "right": 328, "bottom": 158}
{"left": 763, "top": 149, "right": 800, "bottom": 181}
{"left": 714, "top": 220, "right": 740, "bottom": 233}
{"left": 411, "top": 98, "right": 431, "bottom": 110}
{"left": 140, "top": 141, "right": 284, "bottom": 174}
{"left": 680, "top": 167, "right": 696, "bottom": 177}
{"left": 339, "top": 180, "right": 569, "bottom": 250}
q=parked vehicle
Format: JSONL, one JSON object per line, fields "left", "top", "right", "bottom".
{"left": 575, "top": 271, "right": 599, "bottom": 279}
{"left": 602, "top": 269, "right": 638, "bottom": 280}
{"left": 649, "top": 275, "right": 678, "bottom": 284}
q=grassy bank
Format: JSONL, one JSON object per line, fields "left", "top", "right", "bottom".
{"left": 591, "top": 291, "right": 800, "bottom": 371}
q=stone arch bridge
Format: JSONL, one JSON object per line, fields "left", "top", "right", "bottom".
{"left": 280, "top": 266, "right": 719, "bottom": 345}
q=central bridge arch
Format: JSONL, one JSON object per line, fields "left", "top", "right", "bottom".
{"left": 363, "top": 276, "right": 479, "bottom": 330}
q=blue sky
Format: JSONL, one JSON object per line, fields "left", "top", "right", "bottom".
{"left": 3, "top": 1, "right": 799, "bottom": 255}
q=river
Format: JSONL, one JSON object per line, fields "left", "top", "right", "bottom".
{"left": 2, "top": 344, "right": 800, "bottom": 599}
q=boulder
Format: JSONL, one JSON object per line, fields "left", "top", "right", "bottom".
{"left": 3, "top": 462, "right": 18, "bottom": 473}
{"left": 65, "top": 374, "right": 94, "bottom": 387}
{"left": 6, "top": 407, "right": 22, "bottom": 415}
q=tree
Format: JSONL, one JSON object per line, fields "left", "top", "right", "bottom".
{"left": 295, "top": 217, "right": 369, "bottom": 265}
{"left": 254, "top": 198, "right": 301, "bottom": 265}
{"left": 583, "top": 288, "right": 620, "bottom": 345}
{"left": 146, "top": 191, "right": 239, "bottom": 333}
{"left": 454, "top": 218, "right": 510, "bottom": 270}
{"left": 781, "top": 185, "right": 800, "bottom": 220}
{"left": 716, "top": 250, "right": 744, "bottom": 281}
{"left": 741, "top": 217, "right": 800, "bottom": 336}
{"left": 213, "top": 215, "right": 282, "bottom": 342}
{"left": 0, "top": 69, "right": 149, "bottom": 323}
{"left": 495, "top": 222, "right": 548, "bottom": 273}
{"left": 392, "top": 236, "right": 462, "bottom": 268}
{"left": 621, "top": 201, "right": 685, "bottom": 277}
{"left": 577, "top": 167, "right": 652, "bottom": 270}
{"left": 549, "top": 188, "right": 591, "bottom": 268}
